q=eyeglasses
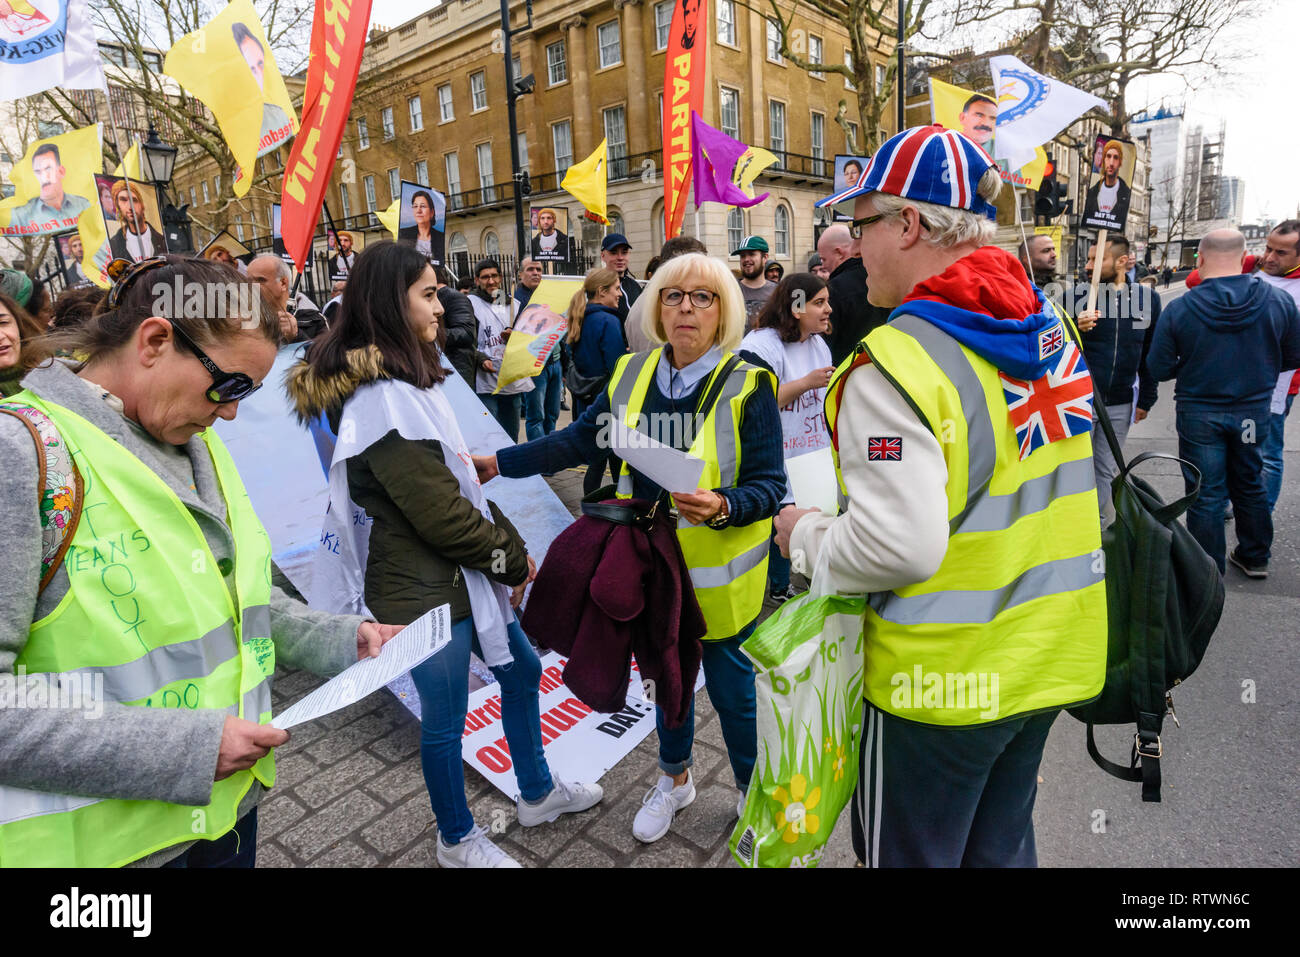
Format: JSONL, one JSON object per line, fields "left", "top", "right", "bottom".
{"left": 106, "top": 256, "right": 167, "bottom": 310}
{"left": 168, "top": 321, "right": 262, "bottom": 404}
{"left": 659, "top": 288, "right": 718, "bottom": 309}
{"left": 848, "top": 210, "right": 932, "bottom": 239}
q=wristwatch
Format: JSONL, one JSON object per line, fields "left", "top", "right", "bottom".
{"left": 706, "top": 494, "right": 731, "bottom": 529}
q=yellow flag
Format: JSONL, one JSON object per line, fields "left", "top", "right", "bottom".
{"left": 929, "top": 76, "right": 1047, "bottom": 190}
{"left": 164, "top": 0, "right": 298, "bottom": 199}
{"left": 495, "top": 277, "right": 583, "bottom": 392}
{"left": 560, "top": 138, "right": 607, "bottom": 224}
{"left": 376, "top": 199, "right": 400, "bottom": 238}
{"left": 113, "top": 142, "right": 145, "bottom": 180}
{"left": 732, "top": 146, "right": 778, "bottom": 198}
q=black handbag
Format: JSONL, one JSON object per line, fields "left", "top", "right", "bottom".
{"left": 1063, "top": 319, "right": 1224, "bottom": 802}
{"left": 565, "top": 364, "right": 609, "bottom": 404}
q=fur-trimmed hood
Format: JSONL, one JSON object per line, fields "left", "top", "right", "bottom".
{"left": 284, "top": 344, "right": 390, "bottom": 423}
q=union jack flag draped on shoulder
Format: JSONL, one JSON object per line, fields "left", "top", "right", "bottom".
{"left": 999, "top": 339, "right": 1094, "bottom": 460}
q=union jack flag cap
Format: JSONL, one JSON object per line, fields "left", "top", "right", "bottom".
{"left": 815, "top": 125, "right": 1000, "bottom": 220}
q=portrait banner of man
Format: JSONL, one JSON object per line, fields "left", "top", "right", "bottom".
{"left": 0, "top": 123, "right": 100, "bottom": 237}
{"left": 1081, "top": 134, "right": 1135, "bottom": 233}
{"left": 529, "top": 205, "right": 570, "bottom": 264}
{"left": 327, "top": 228, "right": 364, "bottom": 280}
{"left": 201, "top": 229, "right": 254, "bottom": 274}
{"left": 396, "top": 181, "right": 447, "bottom": 264}
{"left": 163, "top": 0, "right": 299, "bottom": 199}
{"left": 96, "top": 173, "right": 166, "bottom": 263}
{"left": 929, "top": 76, "right": 1048, "bottom": 190}
{"left": 57, "top": 231, "right": 92, "bottom": 287}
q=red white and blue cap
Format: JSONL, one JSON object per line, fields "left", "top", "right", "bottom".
{"left": 815, "top": 124, "right": 999, "bottom": 220}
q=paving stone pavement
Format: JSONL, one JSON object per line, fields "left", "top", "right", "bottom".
{"left": 262, "top": 406, "right": 857, "bottom": 868}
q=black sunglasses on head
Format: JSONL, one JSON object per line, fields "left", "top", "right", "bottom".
{"left": 168, "top": 321, "right": 262, "bottom": 404}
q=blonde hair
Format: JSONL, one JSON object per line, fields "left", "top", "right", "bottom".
{"left": 639, "top": 252, "right": 745, "bottom": 352}
{"left": 566, "top": 267, "right": 619, "bottom": 344}
{"left": 871, "top": 167, "right": 1003, "bottom": 248}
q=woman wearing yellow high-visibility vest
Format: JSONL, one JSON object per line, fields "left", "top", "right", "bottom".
{"left": 473, "top": 253, "right": 786, "bottom": 844}
{"left": 0, "top": 256, "right": 401, "bottom": 868}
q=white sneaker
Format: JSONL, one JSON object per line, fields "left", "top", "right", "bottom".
{"left": 517, "top": 778, "right": 604, "bottom": 827}
{"left": 632, "top": 771, "right": 695, "bottom": 843}
{"left": 435, "top": 825, "right": 522, "bottom": 868}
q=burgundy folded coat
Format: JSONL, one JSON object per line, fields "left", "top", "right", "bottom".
{"left": 521, "top": 502, "right": 705, "bottom": 728}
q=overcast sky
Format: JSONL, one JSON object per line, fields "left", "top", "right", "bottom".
{"left": 365, "top": 2, "right": 1294, "bottom": 225}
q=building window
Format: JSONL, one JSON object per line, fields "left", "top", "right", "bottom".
{"left": 844, "top": 50, "right": 855, "bottom": 90}
{"left": 727, "top": 207, "right": 744, "bottom": 252}
{"left": 604, "top": 106, "right": 628, "bottom": 179}
{"left": 477, "top": 142, "right": 495, "bottom": 203}
{"left": 445, "top": 152, "right": 462, "bottom": 208}
{"left": 597, "top": 21, "right": 621, "bottom": 68}
{"left": 356, "top": 117, "right": 370, "bottom": 149}
{"left": 719, "top": 87, "right": 740, "bottom": 140}
{"left": 654, "top": 1, "right": 672, "bottom": 50}
{"left": 546, "top": 40, "right": 567, "bottom": 85}
{"left": 512, "top": 55, "right": 521, "bottom": 83}
{"left": 846, "top": 121, "right": 859, "bottom": 152}
{"left": 1018, "top": 189, "right": 1035, "bottom": 224}
{"left": 769, "top": 100, "right": 786, "bottom": 167}
{"left": 339, "top": 183, "right": 351, "bottom": 219}
{"left": 387, "top": 167, "right": 400, "bottom": 202}
{"left": 717, "top": 0, "right": 736, "bottom": 46}
{"left": 470, "top": 71, "right": 487, "bottom": 112}
{"left": 415, "top": 159, "right": 428, "bottom": 185}
{"left": 517, "top": 132, "right": 529, "bottom": 171}
{"left": 875, "top": 63, "right": 887, "bottom": 91}
{"left": 363, "top": 175, "right": 377, "bottom": 214}
{"left": 811, "top": 111, "right": 825, "bottom": 175}
{"left": 201, "top": 181, "right": 210, "bottom": 204}
{"left": 607, "top": 208, "right": 625, "bottom": 236}
{"left": 408, "top": 95, "right": 423, "bottom": 131}
{"left": 236, "top": 223, "right": 245, "bottom": 241}
{"left": 483, "top": 230, "right": 501, "bottom": 256}
{"left": 552, "top": 120, "right": 573, "bottom": 177}
{"left": 213, "top": 174, "right": 221, "bottom": 196}
{"left": 438, "top": 84, "right": 454, "bottom": 122}
{"left": 189, "top": 186, "right": 197, "bottom": 208}
{"left": 809, "top": 35, "right": 824, "bottom": 78}
{"left": 774, "top": 204, "right": 790, "bottom": 255}
{"left": 381, "top": 106, "right": 395, "bottom": 140}
{"left": 766, "top": 18, "right": 783, "bottom": 64}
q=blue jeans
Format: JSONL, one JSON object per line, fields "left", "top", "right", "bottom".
{"left": 161, "top": 809, "right": 257, "bottom": 868}
{"left": 1261, "top": 391, "right": 1294, "bottom": 512}
{"left": 768, "top": 525, "right": 791, "bottom": 591}
{"left": 525, "top": 360, "right": 563, "bottom": 440}
{"left": 479, "top": 392, "right": 523, "bottom": 444}
{"left": 407, "top": 615, "right": 554, "bottom": 845}
{"left": 1176, "top": 404, "right": 1273, "bottom": 573}
{"left": 656, "top": 625, "right": 757, "bottom": 790}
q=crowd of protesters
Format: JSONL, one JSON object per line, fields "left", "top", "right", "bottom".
{"left": 2, "top": 121, "right": 1297, "bottom": 871}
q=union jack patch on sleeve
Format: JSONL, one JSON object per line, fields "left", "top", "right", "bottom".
{"left": 1037, "top": 323, "right": 1064, "bottom": 361}
{"left": 867, "top": 436, "right": 903, "bottom": 460}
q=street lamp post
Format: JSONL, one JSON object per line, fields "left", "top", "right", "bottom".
{"left": 141, "top": 123, "right": 193, "bottom": 254}
{"left": 500, "top": 0, "right": 535, "bottom": 259}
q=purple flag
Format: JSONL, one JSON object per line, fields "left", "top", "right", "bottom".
{"left": 690, "top": 112, "right": 770, "bottom": 209}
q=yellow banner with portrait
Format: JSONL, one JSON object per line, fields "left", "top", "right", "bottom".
{"left": 495, "top": 277, "right": 583, "bottom": 392}
{"left": 164, "top": 0, "right": 299, "bottom": 199}
{"left": 930, "top": 77, "right": 1048, "bottom": 191}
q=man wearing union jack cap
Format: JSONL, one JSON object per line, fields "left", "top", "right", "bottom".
{"left": 773, "top": 125, "right": 1108, "bottom": 868}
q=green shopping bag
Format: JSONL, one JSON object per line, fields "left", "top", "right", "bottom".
{"left": 730, "top": 587, "right": 865, "bottom": 868}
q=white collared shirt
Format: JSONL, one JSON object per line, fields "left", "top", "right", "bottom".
{"left": 655, "top": 343, "right": 724, "bottom": 400}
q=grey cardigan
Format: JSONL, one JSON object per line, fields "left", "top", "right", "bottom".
{"left": 0, "top": 362, "right": 364, "bottom": 860}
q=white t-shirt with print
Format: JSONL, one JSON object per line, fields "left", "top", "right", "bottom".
{"left": 740, "top": 327, "right": 832, "bottom": 502}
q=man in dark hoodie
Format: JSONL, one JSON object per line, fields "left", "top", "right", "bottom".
{"left": 1148, "top": 228, "right": 1300, "bottom": 578}
{"left": 433, "top": 265, "right": 491, "bottom": 388}
{"left": 1075, "top": 233, "right": 1162, "bottom": 522}
{"left": 776, "top": 125, "right": 1106, "bottom": 868}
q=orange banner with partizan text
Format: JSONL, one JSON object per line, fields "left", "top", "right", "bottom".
{"left": 280, "top": 0, "right": 373, "bottom": 271}
{"left": 662, "top": 0, "right": 707, "bottom": 238}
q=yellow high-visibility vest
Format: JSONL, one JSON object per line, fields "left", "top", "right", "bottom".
{"left": 607, "top": 350, "right": 774, "bottom": 640}
{"left": 0, "top": 393, "right": 276, "bottom": 867}
{"left": 824, "top": 313, "right": 1107, "bottom": 726}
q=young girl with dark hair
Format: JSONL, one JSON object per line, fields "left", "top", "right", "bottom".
{"left": 739, "top": 272, "right": 835, "bottom": 603}
{"left": 287, "top": 241, "right": 601, "bottom": 868}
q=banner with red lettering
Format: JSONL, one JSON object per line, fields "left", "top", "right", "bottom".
{"left": 280, "top": 0, "right": 372, "bottom": 271}
{"left": 662, "top": 0, "right": 707, "bottom": 238}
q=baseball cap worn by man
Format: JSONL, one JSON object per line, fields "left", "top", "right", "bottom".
{"left": 731, "top": 235, "right": 769, "bottom": 255}
{"left": 601, "top": 233, "right": 632, "bottom": 252}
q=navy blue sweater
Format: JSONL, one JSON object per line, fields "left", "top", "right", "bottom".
{"left": 1147, "top": 275, "right": 1300, "bottom": 411}
{"left": 572, "top": 304, "right": 626, "bottom": 379}
{"left": 497, "top": 354, "right": 785, "bottom": 526}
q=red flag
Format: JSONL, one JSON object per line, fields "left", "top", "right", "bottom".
{"left": 662, "top": 0, "right": 706, "bottom": 238}
{"left": 280, "top": 0, "right": 373, "bottom": 271}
